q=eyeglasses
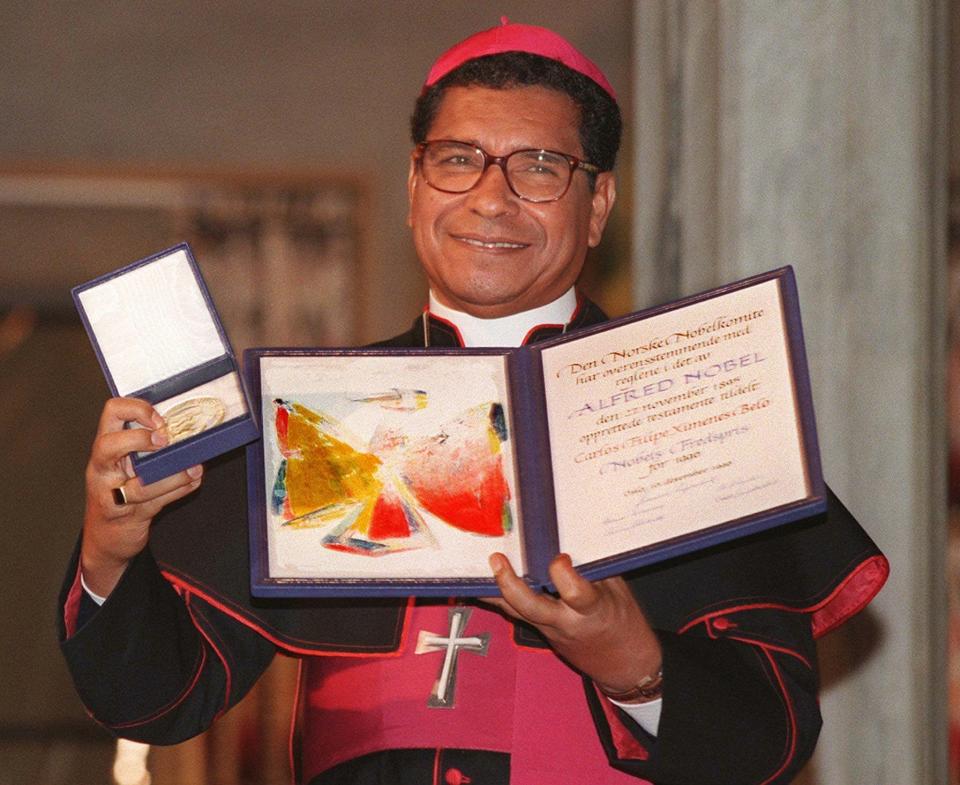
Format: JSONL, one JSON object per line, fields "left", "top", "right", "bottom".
{"left": 414, "top": 140, "right": 601, "bottom": 203}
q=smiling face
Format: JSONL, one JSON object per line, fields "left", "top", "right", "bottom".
{"left": 407, "top": 85, "right": 616, "bottom": 318}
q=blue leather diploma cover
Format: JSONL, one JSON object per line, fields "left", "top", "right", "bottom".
{"left": 246, "top": 267, "right": 824, "bottom": 598}
{"left": 73, "top": 243, "right": 259, "bottom": 484}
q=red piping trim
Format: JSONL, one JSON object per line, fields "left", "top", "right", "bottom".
{"left": 677, "top": 554, "right": 888, "bottom": 638}
{"left": 757, "top": 647, "right": 798, "bottom": 785}
{"left": 108, "top": 646, "right": 209, "bottom": 729}
{"left": 520, "top": 321, "right": 565, "bottom": 346}
{"left": 666, "top": 557, "right": 885, "bottom": 781}
{"left": 726, "top": 636, "right": 812, "bottom": 670}
{"left": 808, "top": 554, "right": 889, "bottom": 637}
{"left": 519, "top": 291, "right": 582, "bottom": 345}
{"left": 571, "top": 290, "right": 586, "bottom": 321}
{"left": 512, "top": 640, "right": 553, "bottom": 653}
{"left": 184, "top": 596, "right": 233, "bottom": 718}
{"left": 593, "top": 684, "right": 650, "bottom": 760}
{"left": 432, "top": 747, "right": 441, "bottom": 785}
{"left": 424, "top": 310, "right": 466, "bottom": 346}
{"left": 393, "top": 599, "right": 414, "bottom": 656}
{"left": 63, "top": 562, "right": 84, "bottom": 639}
{"left": 160, "top": 570, "right": 413, "bottom": 657}
{"left": 289, "top": 659, "right": 303, "bottom": 785}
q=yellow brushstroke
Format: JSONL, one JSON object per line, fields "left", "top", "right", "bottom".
{"left": 284, "top": 403, "right": 382, "bottom": 518}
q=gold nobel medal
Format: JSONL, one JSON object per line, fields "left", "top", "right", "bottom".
{"left": 161, "top": 397, "right": 226, "bottom": 443}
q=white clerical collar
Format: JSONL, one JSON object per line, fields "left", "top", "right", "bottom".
{"left": 427, "top": 288, "right": 578, "bottom": 347}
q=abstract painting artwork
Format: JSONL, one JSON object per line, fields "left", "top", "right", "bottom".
{"left": 270, "top": 397, "right": 511, "bottom": 554}
{"left": 257, "top": 353, "right": 523, "bottom": 582}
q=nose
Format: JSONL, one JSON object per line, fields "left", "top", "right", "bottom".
{"left": 465, "top": 161, "right": 518, "bottom": 218}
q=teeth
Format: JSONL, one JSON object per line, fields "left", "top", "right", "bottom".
{"left": 459, "top": 237, "right": 525, "bottom": 250}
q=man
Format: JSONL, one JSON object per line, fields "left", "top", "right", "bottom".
{"left": 60, "top": 20, "right": 888, "bottom": 785}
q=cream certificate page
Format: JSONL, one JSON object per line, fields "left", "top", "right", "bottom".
{"left": 539, "top": 279, "right": 810, "bottom": 567}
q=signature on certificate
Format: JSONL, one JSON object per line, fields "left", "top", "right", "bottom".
{"left": 601, "top": 503, "right": 666, "bottom": 535}
{"left": 715, "top": 475, "right": 779, "bottom": 502}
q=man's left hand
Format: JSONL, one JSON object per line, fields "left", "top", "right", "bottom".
{"left": 486, "top": 552, "right": 662, "bottom": 696}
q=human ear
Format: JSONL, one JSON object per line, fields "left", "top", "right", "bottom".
{"left": 406, "top": 152, "right": 418, "bottom": 228}
{"left": 587, "top": 173, "right": 617, "bottom": 248}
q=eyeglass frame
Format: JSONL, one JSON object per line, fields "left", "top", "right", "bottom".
{"left": 413, "top": 139, "right": 602, "bottom": 203}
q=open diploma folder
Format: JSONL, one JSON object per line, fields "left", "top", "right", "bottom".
{"left": 73, "top": 244, "right": 258, "bottom": 484}
{"left": 247, "top": 267, "right": 824, "bottom": 597}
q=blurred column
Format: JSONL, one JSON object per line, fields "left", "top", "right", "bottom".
{"left": 633, "top": 1, "right": 948, "bottom": 783}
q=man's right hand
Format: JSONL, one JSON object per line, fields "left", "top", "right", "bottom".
{"left": 81, "top": 397, "right": 204, "bottom": 598}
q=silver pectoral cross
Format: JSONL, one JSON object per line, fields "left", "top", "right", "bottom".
{"left": 415, "top": 606, "right": 490, "bottom": 708}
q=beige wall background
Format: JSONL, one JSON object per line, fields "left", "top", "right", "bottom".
{"left": 633, "top": 2, "right": 949, "bottom": 784}
{"left": 0, "top": 1, "right": 633, "bottom": 341}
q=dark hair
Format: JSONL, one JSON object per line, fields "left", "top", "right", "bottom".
{"left": 410, "top": 52, "right": 622, "bottom": 177}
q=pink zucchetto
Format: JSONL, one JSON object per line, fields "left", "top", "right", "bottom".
{"left": 423, "top": 16, "right": 617, "bottom": 102}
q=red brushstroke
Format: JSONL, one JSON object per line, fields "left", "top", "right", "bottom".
{"left": 368, "top": 493, "right": 414, "bottom": 540}
{"left": 412, "top": 469, "right": 508, "bottom": 536}
{"left": 276, "top": 406, "right": 289, "bottom": 452}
